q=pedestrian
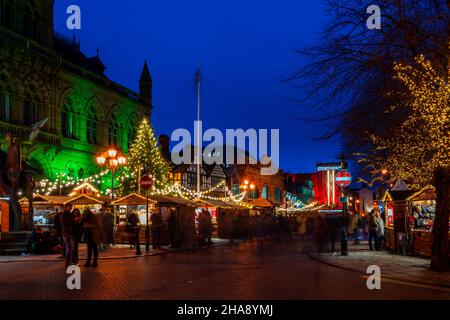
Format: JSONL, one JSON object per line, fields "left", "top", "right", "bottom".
{"left": 72, "top": 208, "right": 82, "bottom": 265}
{"left": 103, "top": 205, "right": 115, "bottom": 248}
{"left": 53, "top": 209, "right": 64, "bottom": 257}
{"left": 61, "top": 204, "right": 76, "bottom": 268}
{"left": 82, "top": 208, "right": 102, "bottom": 267}
{"left": 351, "top": 212, "right": 362, "bottom": 245}
{"left": 151, "top": 211, "right": 163, "bottom": 249}
{"left": 167, "top": 208, "right": 177, "bottom": 248}
{"left": 368, "top": 209, "right": 380, "bottom": 251}
{"left": 297, "top": 213, "right": 308, "bottom": 239}
{"left": 205, "top": 210, "right": 213, "bottom": 245}
{"left": 376, "top": 211, "right": 385, "bottom": 250}
{"left": 127, "top": 210, "right": 142, "bottom": 255}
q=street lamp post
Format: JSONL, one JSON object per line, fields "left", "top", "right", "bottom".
{"left": 96, "top": 147, "right": 127, "bottom": 200}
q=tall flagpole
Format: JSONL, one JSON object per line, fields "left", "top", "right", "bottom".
{"left": 196, "top": 64, "right": 201, "bottom": 198}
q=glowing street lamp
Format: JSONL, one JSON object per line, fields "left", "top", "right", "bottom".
{"left": 96, "top": 147, "right": 127, "bottom": 200}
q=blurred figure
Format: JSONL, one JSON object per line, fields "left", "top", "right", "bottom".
{"left": 350, "top": 212, "right": 362, "bottom": 245}
{"left": 72, "top": 208, "right": 82, "bottom": 265}
{"left": 103, "top": 206, "right": 115, "bottom": 248}
{"left": 167, "top": 208, "right": 177, "bottom": 248}
{"left": 368, "top": 209, "right": 380, "bottom": 251}
{"left": 127, "top": 210, "right": 142, "bottom": 255}
{"left": 297, "top": 213, "right": 308, "bottom": 240}
{"left": 376, "top": 211, "right": 385, "bottom": 250}
{"left": 82, "top": 209, "right": 102, "bottom": 267}
{"left": 151, "top": 211, "right": 163, "bottom": 249}
{"left": 53, "top": 209, "right": 64, "bottom": 257}
{"left": 61, "top": 204, "right": 76, "bottom": 268}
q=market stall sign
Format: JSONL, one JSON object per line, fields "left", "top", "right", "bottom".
{"left": 336, "top": 170, "right": 352, "bottom": 187}
{"left": 140, "top": 175, "right": 153, "bottom": 190}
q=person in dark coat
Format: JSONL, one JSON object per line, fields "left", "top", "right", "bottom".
{"left": 82, "top": 209, "right": 102, "bottom": 267}
{"left": 53, "top": 209, "right": 64, "bottom": 257}
{"left": 167, "top": 208, "right": 177, "bottom": 248}
{"left": 61, "top": 204, "right": 77, "bottom": 267}
{"left": 72, "top": 208, "right": 82, "bottom": 265}
{"left": 103, "top": 206, "right": 115, "bottom": 247}
{"left": 151, "top": 211, "right": 163, "bottom": 249}
{"left": 128, "top": 210, "right": 142, "bottom": 255}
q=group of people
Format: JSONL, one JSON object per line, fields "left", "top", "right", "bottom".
{"left": 312, "top": 209, "right": 386, "bottom": 253}
{"left": 125, "top": 208, "right": 178, "bottom": 254}
{"left": 53, "top": 203, "right": 115, "bottom": 268}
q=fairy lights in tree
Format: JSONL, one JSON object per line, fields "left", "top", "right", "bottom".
{"left": 358, "top": 54, "right": 450, "bottom": 189}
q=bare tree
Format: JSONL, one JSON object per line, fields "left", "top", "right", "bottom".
{"left": 287, "top": 0, "right": 449, "bottom": 170}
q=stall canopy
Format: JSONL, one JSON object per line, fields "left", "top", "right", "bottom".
{"left": 406, "top": 186, "right": 436, "bottom": 202}
{"left": 249, "top": 197, "right": 274, "bottom": 208}
{"left": 64, "top": 194, "right": 109, "bottom": 206}
{"left": 112, "top": 193, "right": 198, "bottom": 207}
{"left": 20, "top": 194, "right": 71, "bottom": 205}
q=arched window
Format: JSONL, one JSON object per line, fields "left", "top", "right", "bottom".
{"left": 61, "top": 96, "right": 79, "bottom": 139}
{"left": 275, "top": 188, "right": 282, "bottom": 203}
{"left": 261, "top": 185, "right": 268, "bottom": 199}
{"left": 127, "top": 118, "right": 136, "bottom": 149}
{"left": 249, "top": 187, "right": 259, "bottom": 200}
{"left": 23, "top": 96, "right": 39, "bottom": 126}
{"left": 109, "top": 114, "right": 119, "bottom": 146}
{"left": 0, "top": 92, "right": 11, "bottom": 122}
{"left": 86, "top": 109, "right": 98, "bottom": 144}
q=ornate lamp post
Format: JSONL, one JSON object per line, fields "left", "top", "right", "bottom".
{"left": 96, "top": 147, "right": 127, "bottom": 200}
{"left": 241, "top": 179, "right": 256, "bottom": 199}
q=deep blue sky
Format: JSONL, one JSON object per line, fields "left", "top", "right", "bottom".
{"left": 54, "top": 0, "right": 342, "bottom": 173}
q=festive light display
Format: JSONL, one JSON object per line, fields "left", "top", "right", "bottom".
{"left": 357, "top": 54, "right": 450, "bottom": 188}
{"left": 119, "top": 118, "right": 171, "bottom": 195}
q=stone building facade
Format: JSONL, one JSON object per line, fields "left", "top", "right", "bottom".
{"left": 0, "top": 0, "right": 152, "bottom": 181}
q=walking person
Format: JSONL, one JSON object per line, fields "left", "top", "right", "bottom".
{"left": 205, "top": 210, "right": 213, "bottom": 246}
{"left": 376, "top": 211, "right": 385, "bottom": 250}
{"left": 61, "top": 204, "right": 76, "bottom": 268}
{"left": 53, "top": 209, "right": 64, "bottom": 257}
{"left": 351, "top": 212, "right": 362, "bottom": 245}
{"left": 72, "top": 208, "right": 82, "bottom": 265}
{"left": 297, "top": 213, "right": 308, "bottom": 240}
{"left": 103, "top": 206, "right": 115, "bottom": 248}
{"left": 151, "top": 211, "right": 163, "bottom": 249}
{"left": 167, "top": 208, "right": 177, "bottom": 248}
{"left": 82, "top": 209, "right": 102, "bottom": 267}
{"left": 128, "top": 210, "right": 142, "bottom": 255}
{"left": 368, "top": 209, "right": 380, "bottom": 251}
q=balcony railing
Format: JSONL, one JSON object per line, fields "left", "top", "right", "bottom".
{"left": 0, "top": 121, "right": 60, "bottom": 145}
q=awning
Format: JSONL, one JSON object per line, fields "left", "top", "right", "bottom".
{"left": 406, "top": 186, "right": 436, "bottom": 202}
{"left": 64, "top": 194, "right": 106, "bottom": 206}
{"left": 196, "top": 199, "right": 252, "bottom": 209}
{"left": 20, "top": 194, "right": 71, "bottom": 205}
{"left": 150, "top": 195, "right": 199, "bottom": 207}
{"left": 111, "top": 193, "right": 148, "bottom": 206}
{"left": 249, "top": 197, "right": 274, "bottom": 208}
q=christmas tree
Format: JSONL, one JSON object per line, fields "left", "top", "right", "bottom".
{"left": 119, "top": 118, "right": 171, "bottom": 195}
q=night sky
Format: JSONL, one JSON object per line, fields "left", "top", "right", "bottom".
{"left": 54, "top": 0, "right": 342, "bottom": 173}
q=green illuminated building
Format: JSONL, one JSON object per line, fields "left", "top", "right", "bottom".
{"left": 0, "top": 1, "right": 152, "bottom": 186}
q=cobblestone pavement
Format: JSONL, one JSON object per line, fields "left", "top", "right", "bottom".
{"left": 0, "top": 238, "right": 449, "bottom": 300}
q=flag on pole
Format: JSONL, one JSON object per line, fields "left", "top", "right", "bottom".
{"left": 29, "top": 117, "right": 49, "bottom": 142}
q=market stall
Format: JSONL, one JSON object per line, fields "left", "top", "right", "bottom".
{"left": 378, "top": 189, "right": 414, "bottom": 253}
{"left": 405, "top": 186, "right": 450, "bottom": 257}
{"left": 19, "top": 194, "right": 70, "bottom": 231}
{"left": 112, "top": 194, "right": 199, "bottom": 248}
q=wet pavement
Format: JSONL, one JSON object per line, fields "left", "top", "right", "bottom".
{"left": 0, "top": 238, "right": 449, "bottom": 300}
